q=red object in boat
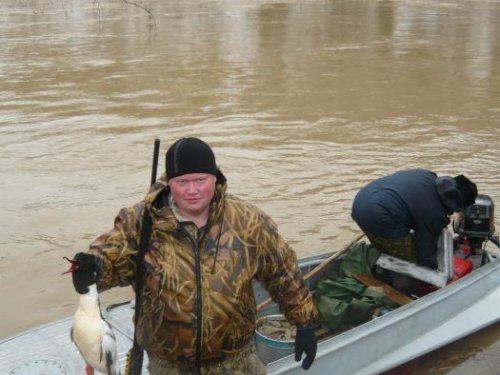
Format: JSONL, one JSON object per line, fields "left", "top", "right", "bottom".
{"left": 412, "top": 257, "right": 473, "bottom": 296}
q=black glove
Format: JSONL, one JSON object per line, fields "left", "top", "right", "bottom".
{"left": 71, "top": 252, "right": 100, "bottom": 294}
{"left": 295, "top": 326, "right": 317, "bottom": 370}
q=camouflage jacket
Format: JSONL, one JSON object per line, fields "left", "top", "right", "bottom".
{"left": 89, "top": 170, "right": 317, "bottom": 365}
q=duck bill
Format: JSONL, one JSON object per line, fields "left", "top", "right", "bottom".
{"left": 61, "top": 257, "right": 79, "bottom": 274}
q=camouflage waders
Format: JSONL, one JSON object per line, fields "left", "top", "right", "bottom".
{"left": 365, "top": 231, "right": 417, "bottom": 294}
{"left": 147, "top": 342, "right": 266, "bottom": 375}
{"left": 364, "top": 231, "right": 417, "bottom": 263}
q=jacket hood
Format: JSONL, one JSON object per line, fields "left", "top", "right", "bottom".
{"left": 435, "top": 176, "right": 463, "bottom": 212}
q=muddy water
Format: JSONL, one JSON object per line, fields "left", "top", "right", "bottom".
{"left": 1, "top": 0, "right": 500, "bottom": 372}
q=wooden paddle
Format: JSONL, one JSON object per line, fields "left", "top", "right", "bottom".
{"left": 352, "top": 273, "right": 413, "bottom": 306}
{"left": 256, "top": 231, "right": 365, "bottom": 312}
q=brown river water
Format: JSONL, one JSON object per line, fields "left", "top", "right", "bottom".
{"left": 1, "top": 0, "right": 500, "bottom": 373}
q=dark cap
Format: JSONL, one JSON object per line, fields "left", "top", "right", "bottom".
{"left": 454, "top": 174, "right": 478, "bottom": 208}
{"left": 166, "top": 137, "right": 217, "bottom": 180}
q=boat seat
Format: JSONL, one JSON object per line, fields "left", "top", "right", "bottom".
{"left": 375, "top": 229, "right": 454, "bottom": 288}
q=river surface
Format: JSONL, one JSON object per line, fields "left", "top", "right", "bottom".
{"left": 1, "top": 0, "right": 500, "bottom": 372}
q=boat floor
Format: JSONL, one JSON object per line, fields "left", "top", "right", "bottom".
{"left": 0, "top": 301, "right": 147, "bottom": 375}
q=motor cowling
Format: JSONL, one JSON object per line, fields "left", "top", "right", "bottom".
{"left": 454, "top": 194, "right": 495, "bottom": 253}
{"left": 455, "top": 194, "right": 495, "bottom": 238}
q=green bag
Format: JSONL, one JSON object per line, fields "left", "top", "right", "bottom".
{"left": 313, "top": 242, "right": 399, "bottom": 332}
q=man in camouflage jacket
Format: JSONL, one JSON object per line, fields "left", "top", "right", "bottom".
{"left": 71, "top": 137, "right": 318, "bottom": 375}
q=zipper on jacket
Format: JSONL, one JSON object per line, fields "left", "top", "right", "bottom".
{"left": 194, "top": 238, "right": 202, "bottom": 373}
{"left": 179, "top": 224, "right": 204, "bottom": 373}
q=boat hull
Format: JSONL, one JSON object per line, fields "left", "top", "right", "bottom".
{"left": 1, "top": 245, "right": 499, "bottom": 375}
{"left": 265, "top": 255, "right": 500, "bottom": 375}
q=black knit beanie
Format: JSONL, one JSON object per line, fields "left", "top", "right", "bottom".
{"left": 166, "top": 137, "right": 217, "bottom": 180}
{"left": 454, "top": 174, "right": 478, "bottom": 208}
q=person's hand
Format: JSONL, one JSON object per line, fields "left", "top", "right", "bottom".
{"left": 295, "top": 326, "right": 317, "bottom": 370}
{"left": 67, "top": 252, "right": 101, "bottom": 294}
{"left": 452, "top": 212, "right": 463, "bottom": 233}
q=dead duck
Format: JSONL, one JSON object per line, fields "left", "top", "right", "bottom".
{"left": 64, "top": 256, "right": 121, "bottom": 375}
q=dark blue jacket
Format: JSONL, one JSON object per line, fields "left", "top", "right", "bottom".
{"left": 351, "top": 169, "right": 453, "bottom": 268}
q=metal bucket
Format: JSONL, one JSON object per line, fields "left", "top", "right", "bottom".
{"left": 254, "top": 314, "right": 295, "bottom": 364}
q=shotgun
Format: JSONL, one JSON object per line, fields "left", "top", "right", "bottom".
{"left": 125, "top": 138, "right": 160, "bottom": 375}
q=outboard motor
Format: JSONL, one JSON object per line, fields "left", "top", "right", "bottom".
{"left": 415, "top": 194, "right": 498, "bottom": 296}
{"left": 454, "top": 194, "right": 499, "bottom": 256}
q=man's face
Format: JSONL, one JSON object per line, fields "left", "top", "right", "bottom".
{"left": 168, "top": 173, "right": 217, "bottom": 219}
